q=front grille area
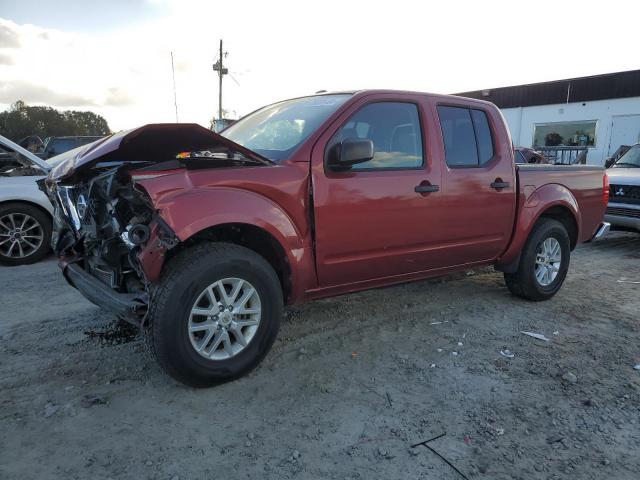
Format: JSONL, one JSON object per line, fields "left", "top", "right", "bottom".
{"left": 609, "top": 184, "right": 640, "bottom": 204}
{"left": 606, "top": 206, "right": 640, "bottom": 218}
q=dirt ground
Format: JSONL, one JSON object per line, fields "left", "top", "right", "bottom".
{"left": 1, "top": 233, "right": 639, "bottom": 480}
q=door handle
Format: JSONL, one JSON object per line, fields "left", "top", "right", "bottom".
{"left": 490, "top": 181, "right": 510, "bottom": 190}
{"left": 415, "top": 184, "right": 439, "bottom": 193}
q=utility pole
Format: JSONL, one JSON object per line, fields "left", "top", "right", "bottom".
{"left": 212, "top": 39, "right": 228, "bottom": 122}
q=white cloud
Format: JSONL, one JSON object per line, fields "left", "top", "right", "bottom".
{"left": 104, "top": 87, "right": 135, "bottom": 107}
{"left": 0, "top": 53, "right": 13, "bottom": 65}
{"left": 0, "top": 80, "right": 96, "bottom": 106}
{"left": 1, "top": 0, "right": 639, "bottom": 131}
{"left": 0, "top": 21, "right": 21, "bottom": 48}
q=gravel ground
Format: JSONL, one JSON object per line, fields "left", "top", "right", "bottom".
{"left": 1, "top": 232, "right": 639, "bottom": 480}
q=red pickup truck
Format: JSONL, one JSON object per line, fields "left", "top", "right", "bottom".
{"left": 45, "top": 90, "right": 609, "bottom": 387}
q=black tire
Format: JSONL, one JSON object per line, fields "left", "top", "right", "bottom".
{"left": 148, "top": 242, "right": 283, "bottom": 387}
{"left": 504, "top": 218, "right": 570, "bottom": 301}
{"left": 0, "top": 202, "right": 52, "bottom": 266}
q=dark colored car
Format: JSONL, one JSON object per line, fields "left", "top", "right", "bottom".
{"left": 41, "top": 136, "right": 104, "bottom": 159}
{"left": 604, "top": 145, "right": 632, "bottom": 168}
{"left": 44, "top": 91, "right": 609, "bottom": 387}
{"left": 514, "top": 146, "right": 549, "bottom": 164}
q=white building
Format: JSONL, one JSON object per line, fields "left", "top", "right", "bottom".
{"left": 456, "top": 70, "right": 640, "bottom": 165}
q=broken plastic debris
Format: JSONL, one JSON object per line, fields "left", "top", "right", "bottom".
{"left": 521, "top": 331, "right": 550, "bottom": 342}
{"left": 500, "top": 349, "right": 515, "bottom": 358}
{"left": 430, "top": 363, "right": 436, "bottom": 368}
{"left": 437, "top": 348, "right": 443, "bottom": 353}
{"left": 457, "top": 342, "right": 463, "bottom": 347}
{"left": 430, "top": 320, "right": 449, "bottom": 325}
{"left": 634, "top": 364, "right": 640, "bottom": 371}
{"left": 452, "top": 351, "right": 458, "bottom": 356}
{"left": 553, "top": 331, "right": 559, "bottom": 335}
{"left": 486, "top": 424, "right": 505, "bottom": 435}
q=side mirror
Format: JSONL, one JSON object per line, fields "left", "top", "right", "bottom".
{"left": 604, "top": 157, "right": 615, "bottom": 168}
{"left": 327, "top": 138, "right": 374, "bottom": 171}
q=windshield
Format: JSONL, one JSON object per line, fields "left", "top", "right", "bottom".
{"left": 221, "top": 94, "right": 351, "bottom": 161}
{"left": 613, "top": 145, "right": 640, "bottom": 168}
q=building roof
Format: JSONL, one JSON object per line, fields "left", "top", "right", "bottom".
{"left": 455, "top": 69, "right": 640, "bottom": 109}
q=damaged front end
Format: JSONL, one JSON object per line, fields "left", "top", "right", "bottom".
{"left": 42, "top": 123, "right": 270, "bottom": 326}
{"left": 47, "top": 164, "right": 178, "bottom": 325}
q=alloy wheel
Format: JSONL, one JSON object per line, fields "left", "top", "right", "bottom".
{"left": 534, "top": 237, "right": 561, "bottom": 287}
{"left": 188, "top": 278, "right": 262, "bottom": 360}
{"left": 0, "top": 213, "right": 44, "bottom": 260}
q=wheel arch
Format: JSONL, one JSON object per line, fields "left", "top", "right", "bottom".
{"left": 0, "top": 199, "right": 53, "bottom": 221}
{"left": 496, "top": 184, "right": 580, "bottom": 272}
{"left": 166, "top": 222, "right": 294, "bottom": 304}
{"left": 538, "top": 204, "right": 579, "bottom": 249}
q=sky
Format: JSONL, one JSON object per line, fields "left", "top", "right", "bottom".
{"left": 0, "top": 0, "right": 638, "bottom": 132}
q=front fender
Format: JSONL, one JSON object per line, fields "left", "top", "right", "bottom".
{"left": 496, "top": 183, "right": 580, "bottom": 270}
{"left": 152, "top": 186, "right": 313, "bottom": 303}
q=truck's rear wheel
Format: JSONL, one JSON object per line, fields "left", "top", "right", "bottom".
{"left": 504, "top": 218, "right": 570, "bottom": 301}
{"left": 149, "top": 242, "right": 283, "bottom": 387}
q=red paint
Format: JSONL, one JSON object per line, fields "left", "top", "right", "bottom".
{"left": 134, "top": 90, "right": 607, "bottom": 304}
{"left": 137, "top": 222, "right": 169, "bottom": 283}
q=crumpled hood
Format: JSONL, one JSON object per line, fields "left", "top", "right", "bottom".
{"left": 48, "top": 123, "right": 271, "bottom": 181}
{"left": 607, "top": 167, "right": 640, "bottom": 186}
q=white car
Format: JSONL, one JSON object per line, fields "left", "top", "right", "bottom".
{"left": 0, "top": 135, "right": 54, "bottom": 265}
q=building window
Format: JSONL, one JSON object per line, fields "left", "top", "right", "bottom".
{"left": 533, "top": 121, "right": 597, "bottom": 147}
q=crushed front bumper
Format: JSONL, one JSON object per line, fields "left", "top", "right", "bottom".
{"left": 62, "top": 261, "right": 148, "bottom": 326}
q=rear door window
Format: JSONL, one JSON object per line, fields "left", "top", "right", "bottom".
{"left": 471, "top": 109, "right": 494, "bottom": 164}
{"left": 437, "top": 106, "right": 495, "bottom": 167}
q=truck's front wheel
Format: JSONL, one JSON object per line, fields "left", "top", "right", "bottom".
{"left": 504, "top": 218, "right": 570, "bottom": 301}
{"left": 149, "top": 243, "right": 283, "bottom": 387}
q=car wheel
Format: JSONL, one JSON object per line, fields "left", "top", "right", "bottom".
{"left": 0, "top": 202, "right": 52, "bottom": 266}
{"left": 504, "top": 218, "right": 570, "bottom": 301}
{"left": 148, "top": 242, "right": 283, "bottom": 387}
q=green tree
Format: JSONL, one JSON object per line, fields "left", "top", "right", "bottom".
{"left": 0, "top": 100, "right": 111, "bottom": 142}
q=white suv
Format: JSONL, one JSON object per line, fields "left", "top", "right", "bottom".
{"left": 605, "top": 143, "right": 640, "bottom": 233}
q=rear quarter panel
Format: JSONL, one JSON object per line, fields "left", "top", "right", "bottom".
{"left": 497, "top": 165, "right": 606, "bottom": 267}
